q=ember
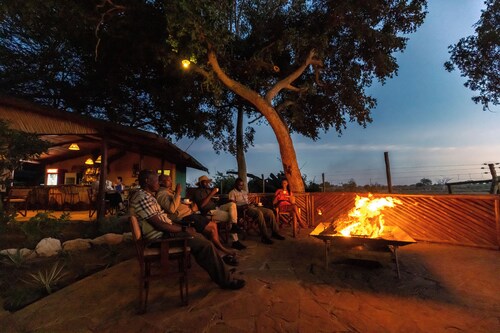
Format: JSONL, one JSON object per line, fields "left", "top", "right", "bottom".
{"left": 335, "top": 194, "right": 402, "bottom": 238}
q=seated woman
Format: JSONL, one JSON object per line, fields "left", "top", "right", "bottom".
{"left": 273, "top": 178, "right": 307, "bottom": 228}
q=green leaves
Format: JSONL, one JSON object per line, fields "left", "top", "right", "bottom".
{"left": 24, "top": 261, "right": 66, "bottom": 294}
{"left": 446, "top": 0, "right": 499, "bottom": 110}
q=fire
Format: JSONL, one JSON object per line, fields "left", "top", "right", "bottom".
{"left": 334, "top": 194, "right": 402, "bottom": 238}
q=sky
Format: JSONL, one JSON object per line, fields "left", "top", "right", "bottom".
{"left": 175, "top": 0, "right": 499, "bottom": 186}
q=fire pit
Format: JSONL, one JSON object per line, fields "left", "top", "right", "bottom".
{"left": 310, "top": 195, "right": 416, "bottom": 278}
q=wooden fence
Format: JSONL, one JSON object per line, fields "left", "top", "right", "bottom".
{"left": 250, "top": 192, "right": 500, "bottom": 250}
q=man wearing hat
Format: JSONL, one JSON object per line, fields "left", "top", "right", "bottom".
{"left": 191, "top": 175, "right": 247, "bottom": 250}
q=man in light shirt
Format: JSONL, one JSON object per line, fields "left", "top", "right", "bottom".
{"left": 229, "top": 178, "right": 285, "bottom": 245}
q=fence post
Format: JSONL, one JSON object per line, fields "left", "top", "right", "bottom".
{"left": 384, "top": 152, "right": 393, "bottom": 194}
{"left": 489, "top": 163, "right": 499, "bottom": 194}
{"left": 322, "top": 173, "right": 325, "bottom": 192}
{"left": 262, "top": 174, "right": 265, "bottom": 193}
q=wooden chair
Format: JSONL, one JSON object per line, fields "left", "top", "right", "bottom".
{"left": 275, "top": 206, "right": 297, "bottom": 238}
{"left": 87, "top": 188, "right": 112, "bottom": 217}
{"left": 129, "top": 216, "right": 192, "bottom": 313}
{"left": 238, "top": 206, "right": 260, "bottom": 239}
{"left": 5, "top": 188, "right": 31, "bottom": 217}
{"left": 60, "top": 185, "right": 81, "bottom": 210}
{"left": 47, "top": 187, "right": 63, "bottom": 210}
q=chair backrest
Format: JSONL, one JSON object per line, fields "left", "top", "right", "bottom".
{"left": 9, "top": 188, "right": 31, "bottom": 200}
{"left": 130, "top": 215, "right": 145, "bottom": 261}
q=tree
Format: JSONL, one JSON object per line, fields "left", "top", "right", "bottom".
{"left": 445, "top": 0, "right": 499, "bottom": 111}
{"left": 165, "top": 0, "right": 427, "bottom": 191}
{"left": 0, "top": 120, "right": 50, "bottom": 209}
{"left": 0, "top": 0, "right": 234, "bottom": 143}
{"left": 416, "top": 178, "right": 432, "bottom": 187}
{"left": 1, "top": 1, "right": 428, "bottom": 192}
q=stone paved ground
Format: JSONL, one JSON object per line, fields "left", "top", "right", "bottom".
{"left": 1, "top": 230, "right": 499, "bottom": 333}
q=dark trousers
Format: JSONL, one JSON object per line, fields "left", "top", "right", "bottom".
{"left": 188, "top": 233, "right": 231, "bottom": 287}
{"left": 246, "top": 206, "right": 280, "bottom": 238}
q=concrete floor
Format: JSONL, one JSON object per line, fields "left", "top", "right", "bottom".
{"left": 1, "top": 228, "right": 499, "bottom": 333}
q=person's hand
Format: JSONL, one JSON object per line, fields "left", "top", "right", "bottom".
{"left": 211, "top": 187, "right": 219, "bottom": 195}
{"left": 175, "top": 183, "right": 181, "bottom": 193}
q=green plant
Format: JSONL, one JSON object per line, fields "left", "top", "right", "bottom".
{"left": 1, "top": 249, "right": 28, "bottom": 268}
{"left": 3, "top": 285, "right": 43, "bottom": 312}
{"left": 17, "top": 211, "right": 69, "bottom": 246}
{"left": 24, "top": 261, "right": 67, "bottom": 294}
{"left": 97, "top": 215, "right": 126, "bottom": 235}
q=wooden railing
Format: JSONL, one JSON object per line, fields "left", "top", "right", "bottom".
{"left": 250, "top": 192, "right": 500, "bottom": 250}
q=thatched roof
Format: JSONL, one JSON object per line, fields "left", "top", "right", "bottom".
{"left": 0, "top": 96, "right": 207, "bottom": 171}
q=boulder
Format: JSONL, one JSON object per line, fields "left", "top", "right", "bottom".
{"left": 90, "top": 233, "right": 123, "bottom": 246}
{"left": 62, "top": 238, "right": 92, "bottom": 251}
{"left": 35, "top": 238, "right": 62, "bottom": 257}
{"left": 0, "top": 248, "right": 34, "bottom": 258}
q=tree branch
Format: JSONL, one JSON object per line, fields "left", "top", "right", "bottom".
{"left": 265, "top": 49, "right": 323, "bottom": 104}
{"left": 94, "top": 0, "right": 126, "bottom": 61}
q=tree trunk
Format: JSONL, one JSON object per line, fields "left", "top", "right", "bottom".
{"left": 208, "top": 50, "right": 305, "bottom": 192}
{"left": 236, "top": 107, "right": 248, "bottom": 191}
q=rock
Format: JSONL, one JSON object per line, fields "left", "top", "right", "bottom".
{"left": 35, "top": 238, "right": 62, "bottom": 257}
{"left": 0, "top": 248, "right": 34, "bottom": 258}
{"left": 62, "top": 238, "right": 92, "bottom": 251}
{"left": 90, "top": 233, "right": 123, "bottom": 246}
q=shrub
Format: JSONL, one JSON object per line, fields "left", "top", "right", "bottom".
{"left": 23, "top": 261, "right": 66, "bottom": 294}
{"left": 17, "top": 212, "right": 69, "bottom": 246}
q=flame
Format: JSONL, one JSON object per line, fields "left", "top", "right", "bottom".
{"left": 335, "top": 194, "right": 402, "bottom": 238}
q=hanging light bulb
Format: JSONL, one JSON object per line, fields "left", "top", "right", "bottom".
{"left": 68, "top": 143, "right": 80, "bottom": 150}
{"left": 85, "top": 158, "right": 94, "bottom": 165}
{"left": 182, "top": 59, "right": 191, "bottom": 69}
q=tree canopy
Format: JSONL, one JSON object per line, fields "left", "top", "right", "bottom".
{"left": 0, "top": 0, "right": 428, "bottom": 191}
{"left": 445, "top": 0, "right": 499, "bottom": 111}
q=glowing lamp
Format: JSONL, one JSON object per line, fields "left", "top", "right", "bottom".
{"left": 182, "top": 59, "right": 191, "bottom": 69}
{"left": 95, "top": 155, "right": 102, "bottom": 163}
{"left": 68, "top": 143, "right": 80, "bottom": 150}
{"left": 85, "top": 158, "right": 94, "bottom": 165}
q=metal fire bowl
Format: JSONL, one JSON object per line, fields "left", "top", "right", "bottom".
{"left": 310, "top": 223, "right": 416, "bottom": 249}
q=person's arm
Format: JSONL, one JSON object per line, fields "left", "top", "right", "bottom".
{"left": 170, "top": 184, "right": 182, "bottom": 212}
{"left": 146, "top": 214, "right": 183, "bottom": 233}
{"left": 198, "top": 188, "right": 218, "bottom": 210}
{"left": 228, "top": 189, "right": 237, "bottom": 203}
{"left": 273, "top": 189, "right": 282, "bottom": 206}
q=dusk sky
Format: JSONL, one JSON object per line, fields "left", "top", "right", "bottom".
{"left": 176, "top": 0, "right": 499, "bottom": 187}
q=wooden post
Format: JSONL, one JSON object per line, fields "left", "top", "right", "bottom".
{"left": 322, "top": 173, "right": 325, "bottom": 192}
{"left": 488, "top": 163, "right": 498, "bottom": 194}
{"left": 262, "top": 174, "right": 265, "bottom": 193}
{"left": 96, "top": 138, "right": 108, "bottom": 221}
{"left": 384, "top": 152, "right": 393, "bottom": 194}
{"left": 495, "top": 197, "right": 500, "bottom": 250}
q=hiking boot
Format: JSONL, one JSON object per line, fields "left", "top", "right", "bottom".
{"left": 231, "top": 240, "right": 247, "bottom": 250}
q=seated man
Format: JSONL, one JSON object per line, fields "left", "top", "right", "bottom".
{"left": 190, "top": 175, "right": 246, "bottom": 250}
{"left": 156, "top": 175, "right": 237, "bottom": 263}
{"left": 129, "top": 169, "right": 245, "bottom": 289}
{"left": 229, "top": 178, "right": 285, "bottom": 244}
